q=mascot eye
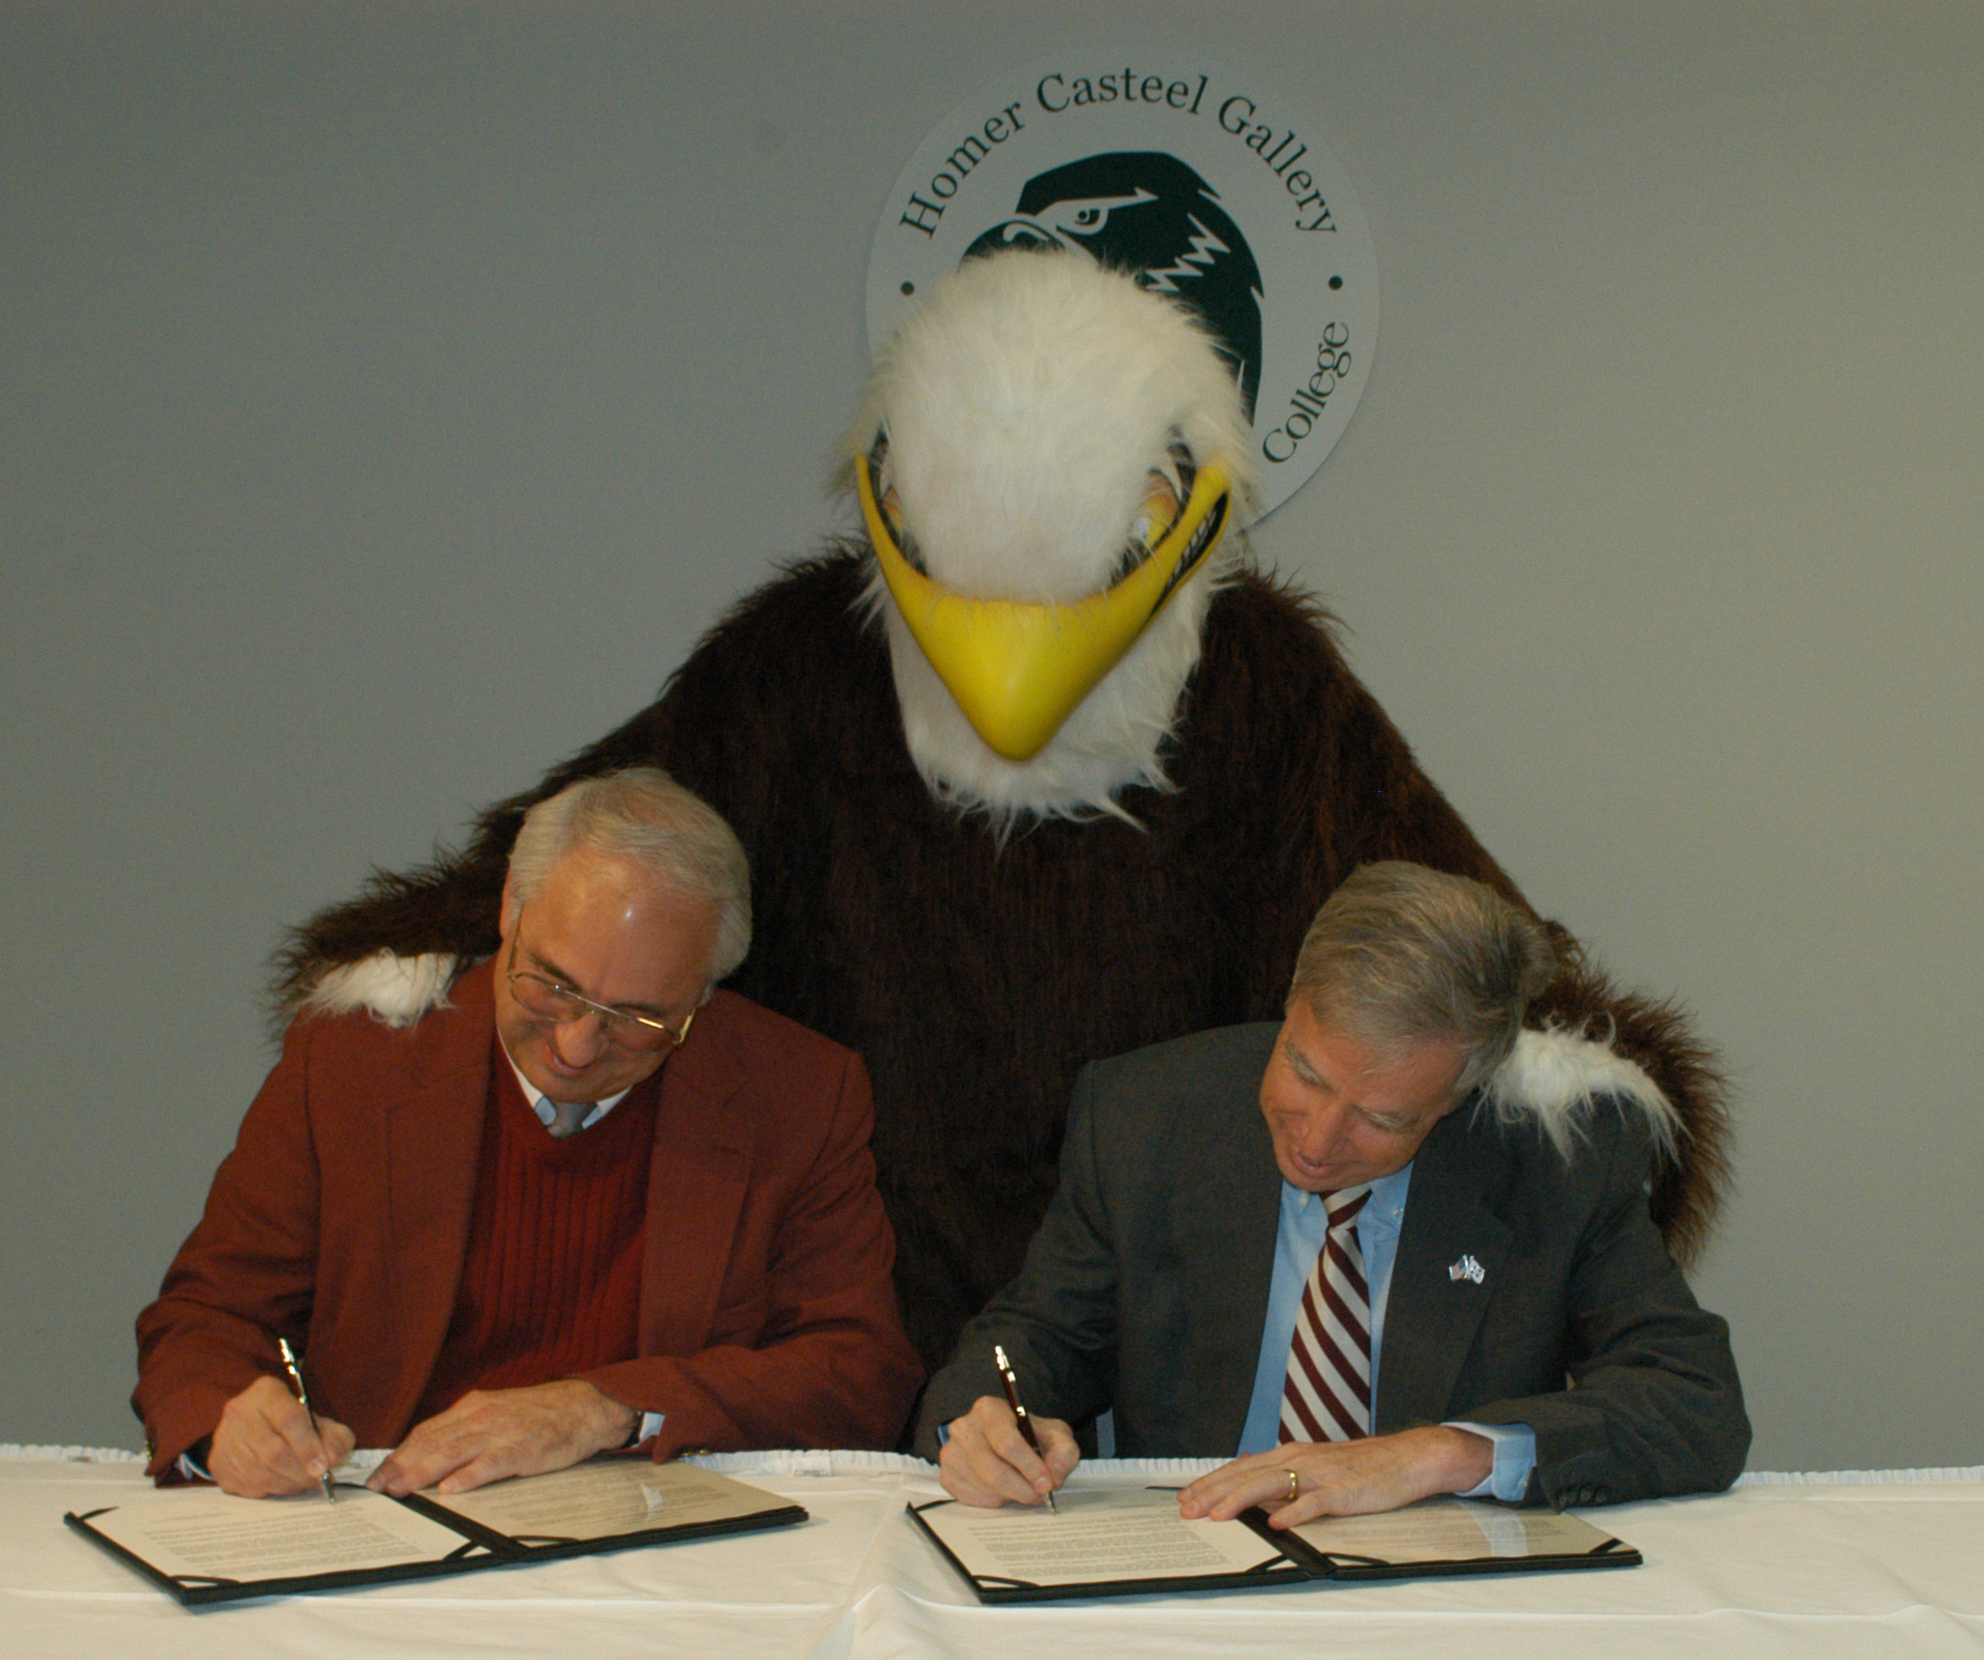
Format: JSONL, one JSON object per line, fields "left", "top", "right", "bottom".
{"left": 1107, "top": 439, "right": 1199, "bottom": 589}
{"left": 868, "top": 432, "right": 928, "bottom": 575}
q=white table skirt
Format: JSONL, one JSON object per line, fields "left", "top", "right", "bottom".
{"left": 6, "top": 1447, "right": 1981, "bottom": 1660}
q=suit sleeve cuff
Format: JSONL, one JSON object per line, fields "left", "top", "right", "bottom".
{"left": 1445, "top": 1420, "right": 1535, "bottom": 1502}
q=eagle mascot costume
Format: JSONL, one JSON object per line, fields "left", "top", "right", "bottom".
{"left": 277, "top": 250, "right": 1727, "bottom": 1375}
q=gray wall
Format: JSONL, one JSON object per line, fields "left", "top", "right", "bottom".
{"left": 4, "top": 3, "right": 1978, "bottom": 1471}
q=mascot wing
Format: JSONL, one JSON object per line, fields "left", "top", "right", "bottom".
{"left": 277, "top": 249, "right": 1730, "bottom": 1371}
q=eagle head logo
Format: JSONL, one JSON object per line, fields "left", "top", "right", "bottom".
{"left": 965, "top": 151, "right": 1266, "bottom": 420}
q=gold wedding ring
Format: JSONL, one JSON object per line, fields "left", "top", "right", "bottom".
{"left": 1286, "top": 1469, "right": 1300, "bottom": 1503}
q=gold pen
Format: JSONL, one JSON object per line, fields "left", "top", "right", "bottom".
{"left": 276, "top": 1336, "right": 337, "bottom": 1503}
{"left": 994, "top": 1344, "right": 1057, "bottom": 1514}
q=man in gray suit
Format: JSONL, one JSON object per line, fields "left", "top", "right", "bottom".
{"left": 915, "top": 863, "right": 1747, "bottom": 1528}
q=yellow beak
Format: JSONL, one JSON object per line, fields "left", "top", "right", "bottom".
{"left": 857, "top": 454, "right": 1233, "bottom": 762}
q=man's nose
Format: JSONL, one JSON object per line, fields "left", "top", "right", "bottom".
{"left": 1293, "top": 1102, "right": 1348, "bottom": 1164}
{"left": 548, "top": 1011, "right": 609, "bottom": 1067}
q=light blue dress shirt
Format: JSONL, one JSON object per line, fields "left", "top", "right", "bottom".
{"left": 1236, "top": 1162, "right": 1535, "bottom": 1502}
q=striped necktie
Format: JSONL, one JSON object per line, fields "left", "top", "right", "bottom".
{"left": 1279, "top": 1183, "right": 1374, "bottom": 1444}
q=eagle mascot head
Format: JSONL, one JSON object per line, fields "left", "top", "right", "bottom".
{"left": 843, "top": 249, "right": 1258, "bottom": 828}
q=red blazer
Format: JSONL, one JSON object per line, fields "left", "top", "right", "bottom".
{"left": 134, "top": 962, "right": 922, "bottom": 1477}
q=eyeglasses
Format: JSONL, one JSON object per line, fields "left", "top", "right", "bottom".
{"left": 505, "top": 939, "right": 697, "bottom": 1052}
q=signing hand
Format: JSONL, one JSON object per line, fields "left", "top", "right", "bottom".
{"left": 938, "top": 1394, "right": 1081, "bottom": 1509}
{"left": 1178, "top": 1426, "right": 1493, "bottom": 1529}
{"left": 367, "top": 1379, "right": 639, "bottom": 1497}
{"left": 207, "top": 1372, "right": 357, "bottom": 1498}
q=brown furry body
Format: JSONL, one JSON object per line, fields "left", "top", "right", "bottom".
{"left": 279, "top": 552, "right": 1727, "bottom": 1371}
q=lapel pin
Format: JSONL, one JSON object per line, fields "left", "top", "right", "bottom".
{"left": 1448, "top": 1254, "right": 1485, "bottom": 1284}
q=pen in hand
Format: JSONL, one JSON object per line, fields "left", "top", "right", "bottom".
{"left": 276, "top": 1336, "right": 338, "bottom": 1503}
{"left": 994, "top": 1344, "right": 1057, "bottom": 1514}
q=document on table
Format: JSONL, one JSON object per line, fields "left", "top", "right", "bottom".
{"left": 421, "top": 1458, "right": 798, "bottom": 1546}
{"left": 1276, "top": 1498, "right": 1639, "bottom": 1577}
{"left": 911, "top": 1488, "right": 1640, "bottom": 1604}
{"left": 73, "top": 1486, "right": 480, "bottom": 1584}
{"left": 909, "top": 1486, "right": 1306, "bottom": 1601}
{"left": 66, "top": 1458, "right": 806, "bottom": 1606}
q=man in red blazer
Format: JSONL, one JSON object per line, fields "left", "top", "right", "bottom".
{"left": 134, "top": 768, "right": 921, "bottom": 1497}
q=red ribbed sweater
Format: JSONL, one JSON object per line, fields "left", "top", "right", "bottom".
{"left": 416, "top": 1046, "right": 660, "bottom": 1420}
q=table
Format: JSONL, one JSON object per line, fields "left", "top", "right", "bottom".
{"left": 5, "top": 1447, "right": 1980, "bottom": 1658}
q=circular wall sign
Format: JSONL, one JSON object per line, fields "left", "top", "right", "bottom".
{"left": 867, "top": 53, "right": 1378, "bottom": 519}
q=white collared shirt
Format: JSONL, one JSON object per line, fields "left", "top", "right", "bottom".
{"left": 497, "top": 1039, "right": 633, "bottom": 1132}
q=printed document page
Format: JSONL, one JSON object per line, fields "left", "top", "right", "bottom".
{"left": 422, "top": 1459, "right": 790, "bottom": 1543}
{"left": 1287, "top": 1497, "right": 1619, "bottom": 1564}
{"left": 78, "top": 1485, "right": 474, "bottom": 1582}
{"left": 916, "top": 1485, "right": 1287, "bottom": 1589}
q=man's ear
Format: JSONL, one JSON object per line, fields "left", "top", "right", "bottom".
{"left": 497, "top": 874, "right": 520, "bottom": 943}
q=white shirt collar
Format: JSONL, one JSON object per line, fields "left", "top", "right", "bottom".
{"left": 496, "top": 1036, "right": 633, "bottom": 1134}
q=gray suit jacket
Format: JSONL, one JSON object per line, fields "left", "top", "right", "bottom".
{"left": 915, "top": 1024, "right": 1748, "bottom": 1507}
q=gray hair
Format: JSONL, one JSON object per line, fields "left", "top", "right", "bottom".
{"left": 505, "top": 768, "right": 752, "bottom": 983}
{"left": 1289, "top": 862, "right": 1556, "bottom": 1099}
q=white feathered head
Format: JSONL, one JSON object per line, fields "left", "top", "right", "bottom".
{"left": 842, "top": 249, "right": 1259, "bottom": 826}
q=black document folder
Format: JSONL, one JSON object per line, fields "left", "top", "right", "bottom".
{"left": 66, "top": 1457, "right": 806, "bottom": 1607}
{"left": 909, "top": 1486, "right": 1640, "bottom": 1604}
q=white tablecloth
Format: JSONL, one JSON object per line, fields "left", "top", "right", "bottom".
{"left": 6, "top": 1448, "right": 1980, "bottom": 1659}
